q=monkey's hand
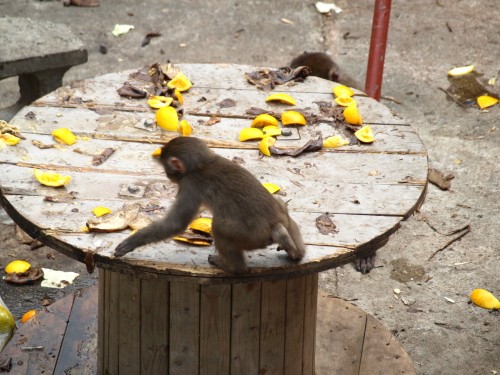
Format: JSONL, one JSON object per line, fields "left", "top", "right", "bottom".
{"left": 115, "top": 237, "right": 139, "bottom": 257}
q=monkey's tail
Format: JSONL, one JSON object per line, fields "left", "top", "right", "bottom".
{"left": 271, "top": 223, "right": 302, "bottom": 260}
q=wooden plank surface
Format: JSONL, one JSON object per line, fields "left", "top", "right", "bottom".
{"left": 0, "top": 285, "right": 415, "bottom": 375}
{"left": 358, "top": 315, "right": 416, "bottom": 375}
{"left": 230, "top": 283, "right": 262, "bottom": 375}
{"left": 259, "top": 280, "right": 287, "bottom": 374}
{"left": 0, "top": 292, "right": 74, "bottom": 374}
{"left": 54, "top": 286, "right": 98, "bottom": 374}
{"left": 140, "top": 278, "right": 169, "bottom": 373}
{"left": 284, "top": 277, "right": 307, "bottom": 375}
{"left": 199, "top": 284, "right": 231, "bottom": 374}
{"left": 0, "top": 63, "right": 428, "bottom": 282}
{"left": 169, "top": 282, "right": 200, "bottom": 375}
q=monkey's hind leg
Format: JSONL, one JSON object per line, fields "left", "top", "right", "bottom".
{"left": 271, "top": 223, "right": 305, "bottom": 261}
{"left": 208, "top": 246, "right": 248, "bottom": 274}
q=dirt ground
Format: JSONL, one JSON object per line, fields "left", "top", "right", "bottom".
{"left": 0, "top": 1, "right": 499, "bottom": 374}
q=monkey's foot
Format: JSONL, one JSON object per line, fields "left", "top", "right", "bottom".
{"left": 208, "top": 254, "right": 247, "bottom": 274}
{"left": 354, "top": 255, "right": 375, "bottom": 274}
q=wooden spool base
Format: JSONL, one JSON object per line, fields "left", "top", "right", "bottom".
{"left": 98, "top": 269, "right": 318, "bottom": 375}
{"left": 0, "top": 280, "right": 415, "bottom": 374}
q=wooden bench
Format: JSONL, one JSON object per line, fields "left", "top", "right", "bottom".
{"left": 0, "top": 286, "right": 415, "bottom": 374}
{"left": 0, "top": 17, "right": 87, "bottom": 118}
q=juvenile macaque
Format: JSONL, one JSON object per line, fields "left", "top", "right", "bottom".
{"left": 290, "top": 52, "right": 361, "bottom": 90}
{"left": 115, "top": 137, "right": 306, "bottom": 273}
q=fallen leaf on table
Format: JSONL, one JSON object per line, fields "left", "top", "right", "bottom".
{"left": 92, "top": 147, "right": 116, "bottom": 166}
{"left": 217, "top": 98, "right": 237, "bottom": 108}
{"left": 269, "top": 137, "right": 323, "bottom": 157}
{"left": 117, "top": 82, "right": 147, "bottom": 98}
{"left": 245, "top": 66, "right": 310, "bottom": 90}
{"left": 316, "top": 213, "right": 339, "bottom": 235}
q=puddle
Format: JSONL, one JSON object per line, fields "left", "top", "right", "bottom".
{"left": 390, "top": 258, "right": 427, "bottom": 283}
{"left": 445, "top": 72, "right": 498, "bottom": 107}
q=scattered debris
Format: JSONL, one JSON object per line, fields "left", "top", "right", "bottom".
{"left": 245, "top": 66, "right": 311, "bottom": 90}
{"left": 315, "top": 213, "right": 339, "bottom": 235}
{"left": 315, "top": 2, "right": 343, "bottom": 14}
{"left": 112, "top": 24, "right": 135, "bottom": 37}
{"left": 428, "top": 168, "right": 455, "bottom": 190}
{"left": 428, "top": 224, "right": 471, "bottom": 260}
{"left": 63, "top": 0, "right": 99, "bottom": 6}
{"left": 92, "top": 147, "right": 116, "bottom": 166}
{"left": 141, "top": 31, "right": 161, "bottom": 47}
{"left": 444, "top": 297, "right": 455, "bottom": 304}
{"left": 217, "top": 98, "right": 237, "bottom": 108}
{"left": 117, "top": 82, "right": 147, "bottom": 98}
{"left": 41, "top": 268, "right": 79, "bottom": 288}
{"left": 269, "top": 136, "right": 323, "bottom": 157}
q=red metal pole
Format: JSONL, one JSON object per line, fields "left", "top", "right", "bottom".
{"left": 365, "top": 0, "right": 392, "bottom": 101}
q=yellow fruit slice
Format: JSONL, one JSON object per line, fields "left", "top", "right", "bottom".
{"left": 155, "top": 106, "right": 179, "bottom": 131}
{"left": 188, "top": 217, "right": 212, "bottom": 234}
{"left": 477, "top": 95, "right": 499, "bottom": 109}
{"left": 178, "top": 119, "right": 193, "bottom": 136}
{"left": 173, "top": 236, "right": 211, "bottom": 246}
{"left": 447, "top": 65, "right": 475, "bottom": 77}
{"left": 5, "top": 260, "right": 31, "bottom": 274}
{"left": 151, "top": 147, "right": 162, "bottom": 157}
{"left": 469, "top": 289, "right": 500, "bottom": 309}
{"left": 167, "top": 72, "right": 192, "bottom": 92}
{"left": 262, "top": 182, "right": 281, "bottom": 194}
{"left": 354, "top": 125, "right": 375, "bottom": 143}
{"left": 251, "top": 114, "right": 279, "bottom": 128}
{"left": 174, "top": 89, "right": 184, "bottom": 105}
{"left": 0, "top": 133, "right": 21, "bottom": 146}
{"left": 262, "top": 125, "right": 282, "bottom": 137}
{"left": 34, "top": 168, "right": 71, "bottom": 187}
{"left": 21, "top": 310, "right": 37, "bottom": 324}
{"left": 239, "top": 127, "right": 264, "bottom": 142}
{"left": 333, "top": 85, "right": 355, "bottom": 98}
{"left": 259, "top": 136, "right": 276, "bottom": 156}
{"left": 92, "top": 206, "right": 112, "bottom": 217}
{"left": 265, "top": 93, "right": 296, "bottom": 105}
{"left": 334, "top": 96, "right": 356, "bottom": 107}
{"left": 281, "top": 110, "right": 307, "bottom": 126}
{"left": 323, "top": 135, "right": 350, "bottom": 148}
{"left": 52, "top": 128, "right": 76, "bottom": 145}
{"left": 343, "top": 103, "right": 363, "bottom": 125}
{"left": 147, "top": 95, "right": 173, "bottom": 109}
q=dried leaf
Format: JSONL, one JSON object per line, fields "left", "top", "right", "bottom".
{"left": 269, "top": 136, "right": 323, "bottom": 157}
{"left": 315, "top": 213, "right": 338, "bottom": 235}
{"left": 245, "top": 66, "right": 311, "bottom": 90}
{"left": 204, "top": 116, "right": 221, "bottom": 126}
{"left": 117, "top": 82, "right": 147, "bottom": 98}
{"left": 217, "top": 98, "right": 237, "bottom": 108}
{"left": 92, "top": 148, "right": 115, "bottom": 166}
{"left": 3, "top": 267, "right": 44, "bottom": 285}
{"left": 428, "top": 168, "right": 454, "bottom": 190}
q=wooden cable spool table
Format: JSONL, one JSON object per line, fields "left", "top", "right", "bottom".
{"left": 0, "top": 64, "right": 427, "bottom": 374}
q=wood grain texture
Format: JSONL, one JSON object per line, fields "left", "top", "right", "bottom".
{"left": 259, "top": 280, "right": 287, "bottom": 375}
{"left": 169, "top": 282, "right": 200, "bottom": 375}
{"left": 140, "top": 278, "right": 169, "bottom": 373}
{"left": 199, "top": 284, "right": 231, "bottom": 374}
{"left": 230, "top": 283, "right": 262, "bottom": 375}
{"left": 0, "top": 63, "right": 428, "bottom": 282}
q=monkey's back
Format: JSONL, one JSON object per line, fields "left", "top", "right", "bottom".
{"left": 194, "top": 155, "right": 287, "bottom": 250}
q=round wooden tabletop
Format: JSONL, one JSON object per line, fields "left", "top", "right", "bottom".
{"left": 0, "top": 63, "right": 427, "bottom": 283}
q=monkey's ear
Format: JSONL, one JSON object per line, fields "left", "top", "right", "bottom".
{"left": 167, "top": 156, "right": 185, "bottom": 174}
